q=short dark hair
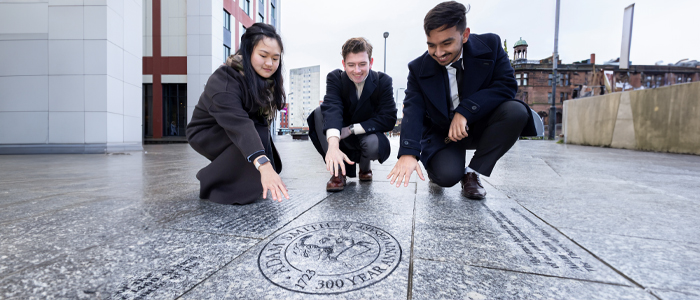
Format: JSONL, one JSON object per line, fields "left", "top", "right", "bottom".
{"left": 341, "top": 37, "right": 373, "bottom": 60}
{"left": 424, "top": 1, "right": 470, "bottom": 36}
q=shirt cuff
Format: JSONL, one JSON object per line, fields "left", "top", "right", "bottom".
{"left": 352, "top": 123, "right": 366, "bottom": 135}
{"left": 247, "top": 150, "right": 265, "bottom": 163}
{"left": 326, "top": 128, "right": 341, "bottom": 140}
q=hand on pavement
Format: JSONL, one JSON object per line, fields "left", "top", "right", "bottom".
{"left": 387, "top": 155, "right": 425, "bottom": 187}
{"left": 325, "top": 137, "right": 354, "bottom": 176}
{"left": 259, "top": 163, "right": 288, "bottom": 202}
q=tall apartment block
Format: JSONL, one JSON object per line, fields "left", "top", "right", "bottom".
{"left": 287, "top": 66, "right": 320, "bottom": 130}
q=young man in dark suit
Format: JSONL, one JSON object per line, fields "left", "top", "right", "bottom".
{"left": 308, "top": 37, "right": 397, "bottom": 192}
{"left": 387, "top": 1, "right": 537, "bottom": 199}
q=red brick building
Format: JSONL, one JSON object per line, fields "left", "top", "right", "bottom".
{"left": 511, "top": 38, "right": 700, "bottom": 125}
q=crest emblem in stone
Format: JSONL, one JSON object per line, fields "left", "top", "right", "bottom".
{"left": 258, "top": 221, "right": 401, "bottom": 294}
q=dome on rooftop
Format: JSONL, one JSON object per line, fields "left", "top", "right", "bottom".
{"left": 514, "top": 37, "right": 528, "bottom": 47}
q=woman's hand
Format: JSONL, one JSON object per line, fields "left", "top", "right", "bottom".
{"left": 259, "top": 163, "right": 289, "bottom": 202}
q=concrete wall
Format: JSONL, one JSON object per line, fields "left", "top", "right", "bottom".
{"left": 186, "top": 0, "right": 224, "bottom": 123}
{"left": 0, "top": 0, "right": 143, "bottom": 154}
{"left": 563, "top": 81, "right": 700, "bottom": 155}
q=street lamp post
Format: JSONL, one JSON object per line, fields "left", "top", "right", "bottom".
{"left": 549, "top": 0, "right": 560, "bottom": 140}
{"left": 383, "top": 32, "right": 389, "bottom": 73}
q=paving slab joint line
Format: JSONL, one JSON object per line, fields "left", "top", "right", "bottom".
{"left": 542, "top": 159, "right": 563, "bottom": 178}
{"left": 513, "top": 203, "right": 661, "bottom": 300}
{"left": 407, "top": 193, "right": 418, "bottom": 300}
{"left": 0, "top": 254, "right": 68, "bottom": 283}
{"left": 174, "top": 192, "right": 337, "bottom": 299}
{"left": 417, "top": 256, "right": 637, "bottom": 288}
{"left": 163, "top": 227, "right": 264, "bottom": 240}
{"left": 555, "top": 226, "right": 700, "bottom": 246}
{"left": 0, "top": 196, "right": 114, "bottom": 226}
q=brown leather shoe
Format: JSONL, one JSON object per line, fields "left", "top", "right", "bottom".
{"left": 461, "top": 172, "right": 486, "bottom": 200}
{"left": 326, "top": 174, "right": 347, "bottom": 192}
{"left": 359, "top": 169, "right": 373, "bottom": 181}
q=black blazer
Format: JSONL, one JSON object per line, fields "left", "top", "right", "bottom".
{"left": 398, "top": 33, "right": 537, "bottom": 165}
{"left": 187, "top": 65, "right": 282, "bottom": 171}
{"left": 308, "top": 69, "right": 397, "bottom": 176}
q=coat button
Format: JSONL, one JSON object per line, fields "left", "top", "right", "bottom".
{"left": 403, "top": 141, "right": 409, "bottom": 145}
{"left": 472, "top": 106, "right": 477, "bottom": 110}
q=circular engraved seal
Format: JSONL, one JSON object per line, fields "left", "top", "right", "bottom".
{"left": 258, "top": 221, "right": 401, "bottom": 294}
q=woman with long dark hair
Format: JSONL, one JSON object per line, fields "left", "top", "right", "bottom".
{"left": 187, "top": 23, "right": 288, "bottom": 204}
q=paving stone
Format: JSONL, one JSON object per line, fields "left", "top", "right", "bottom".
{"left": 564, "top": 229, "right": 700, "bottom": 295}
{"left": 180, "top": 185, "right": 414, "bottom": 299}
{"left": 413, "top": 187, "right": 630, "bottom": 286}
{"left": 411, "top": 258, "right": 657, "bottom": 300}
{"left": 1, "top": 229, "right": 256, "bottom": 300}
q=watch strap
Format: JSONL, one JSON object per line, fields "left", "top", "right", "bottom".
{"left": 254, "top": 156, "right": 270, "bottom": 170}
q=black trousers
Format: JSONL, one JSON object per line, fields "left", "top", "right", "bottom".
{"left": 312, "top": 106, "right": 380, "bottom": 172}
{"left": 426, "top": 101, "right": 529, "bottom": 187}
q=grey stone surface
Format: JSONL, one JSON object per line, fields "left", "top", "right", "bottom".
{"left": 413, "top": 187, "right": 629, "bottom": 286}
{"left": 180, "top": 186, "right": 413, "bottom": 300}
{"left": 2, "top": 135, "right": 700, "bottom": 299}
{"left": 564, "top": 229, "right": 700, "bottom": 296}
{"left": 411, "top": 259, "right": 657, "bottom": 300}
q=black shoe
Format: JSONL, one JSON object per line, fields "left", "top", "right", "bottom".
{"left": 461, "top": 172, "right": 486, "bottom": 200}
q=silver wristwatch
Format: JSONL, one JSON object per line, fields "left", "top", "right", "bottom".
{"left": 254, "top": 156, "right": 270, "bottom": 170}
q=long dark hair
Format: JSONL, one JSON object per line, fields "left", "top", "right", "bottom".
{"left": 236, "top": 23, "right": 286, "bottom": 112}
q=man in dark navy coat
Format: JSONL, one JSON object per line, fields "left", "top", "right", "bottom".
{"left": 387, "top": 1, "right": 537, "bottom": 199}
{"left": 308, "top": 37, "right": 397, "bottom": 192}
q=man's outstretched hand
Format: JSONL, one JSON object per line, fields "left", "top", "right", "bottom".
{"left": 325, "top": 137, "right": 354, "bottom": 176}
{"left": 387, "top": 155, "right": 425, "bottom": 187}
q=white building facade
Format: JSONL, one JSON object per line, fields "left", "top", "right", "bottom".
{"left": 0, "top": 0, "right": 281, "bottom": 153}
{"left": 0, "top": 0, "right": 143, "bottom": 154}
{"left": 287, "top": 65, "right": 320, "bottom": 130}
{"left": 143, "top": 0, "right": 281, "bottom": 140}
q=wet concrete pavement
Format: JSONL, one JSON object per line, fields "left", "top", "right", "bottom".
{"left": 1, "top": 135, "right": 699, "bottom": 299}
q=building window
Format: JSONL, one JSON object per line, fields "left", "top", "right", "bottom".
{"left": 270, "top": 0, "right": 277, "bottom": 27}
{"left": 688, "top": 77, "right": 693, "bottom": 83}
{"left": 548, "top": 74, "right": 553, "bottom": 86}
{"left": 560, "top": 92, "right": 568, "bottom": 103}
{"left": 240, "top": 0, "right": 250, "bottom": 16}
{"left": 523, "top": 73, "right": 528, "bottom": 86}
{"left": 162, "top": 84, "right": 188, "bottom": 137}
{"left": 548, "top": 92, "right": 552, "bottom": 103}
{"left": 523, "top": 92, "right": 528, "bottom": 104}
{"left": 561, "top": 73, "right": 569, "bottom": 86}
{"left": 645, "top": 75, "right": 652, "bottom": 88}
{"left": 223, "top": 10, "right": 231, "bottom": 31}
{"left": 515, "top": 73, "right": 521, "bottom": 86}
{"left": 224, "top": 45, "right": 230, "bottom": 62}
{"left": 655, "top": 76, "right": 663, "bottom": 88}
{"left": 257, "top": 0, "right": 265, "bottom": 23}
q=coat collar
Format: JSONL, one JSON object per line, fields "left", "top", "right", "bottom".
{"left": 341, "top": 70, "right": 378, "bottom": 113}
{"left": 416, "top": 34, "right": 494, "bottom": 120}
{"left": 418, "top": 34, "right": 492, "bottom": 78}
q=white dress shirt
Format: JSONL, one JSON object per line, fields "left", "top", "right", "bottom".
{"left": 326, "top": 75, "right": 367, "bottom": 140}
{"left": 445, "top": 50, "right": 464, "bottom": 111}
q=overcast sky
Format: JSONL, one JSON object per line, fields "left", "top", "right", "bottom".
{"left": 279, "top": 0, "right": 699, "bottom": 99}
